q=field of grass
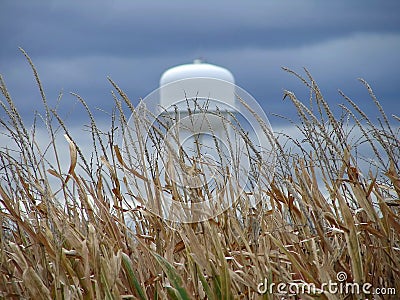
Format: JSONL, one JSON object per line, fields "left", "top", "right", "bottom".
{"left": 0, "top": 51, "right": 399, "bottom": 299}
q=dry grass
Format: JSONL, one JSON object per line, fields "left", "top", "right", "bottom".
{"left": 0, "top": 51, "right": 399, "bottom": 299}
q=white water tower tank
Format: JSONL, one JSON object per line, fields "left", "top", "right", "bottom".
{"left": 159, "top": 59, "right": 235, "bottom": 112}
{"left": 158, "top": 60, "right": 236, "bottom": 145}
{"left": 157, "top": 60, "right": 237, "bottom": 177}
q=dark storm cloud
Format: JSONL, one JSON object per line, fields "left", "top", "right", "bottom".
{"left": 1, "top": 0, "right": 399, "bottom": 126}
{"left": 1, "top": 1, "right": 399, "bottom": 59}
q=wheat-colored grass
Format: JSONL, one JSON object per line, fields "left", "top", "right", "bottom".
{"left": 0, "top": 51, "right": 399, "bottom": 299}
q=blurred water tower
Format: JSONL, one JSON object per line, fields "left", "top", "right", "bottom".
{"left": 159, "top": 59, "right": 236, "bottom": 156}
{"left": 124, "top": 60, "right": 273, "bottom": 222}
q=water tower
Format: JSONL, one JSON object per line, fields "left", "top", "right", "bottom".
{"left": 123, "top": 59, "right": 275, "bottom": 223}
{"left": 158, "top": 59, "right": 236, "bottom": 161}
{"left": 160, "top": 59, "right": 235, "bottom": 100}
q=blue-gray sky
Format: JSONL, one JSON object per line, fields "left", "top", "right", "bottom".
{"left": 1, "top": 0, "right": 399, "bottom": 128}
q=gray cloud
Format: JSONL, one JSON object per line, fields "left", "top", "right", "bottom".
{"left": 2, "top": 1, "right": 399, "bottom": 58}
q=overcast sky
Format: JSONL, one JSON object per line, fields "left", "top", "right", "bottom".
{"left": 1, "top": 0, "right": 399, "bottom": 130}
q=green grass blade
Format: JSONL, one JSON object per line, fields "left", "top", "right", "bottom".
{"left": 196, "top": 264, "right": 214, "bottom": 300}
{"left": 166, "top": 286, "right": 182, "bottom": 300}
{"left": 121, "top": 252, "right": 147, "bottom": 300}
{"left": 152, "top": 252, "right": 191, "bottom": 300}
